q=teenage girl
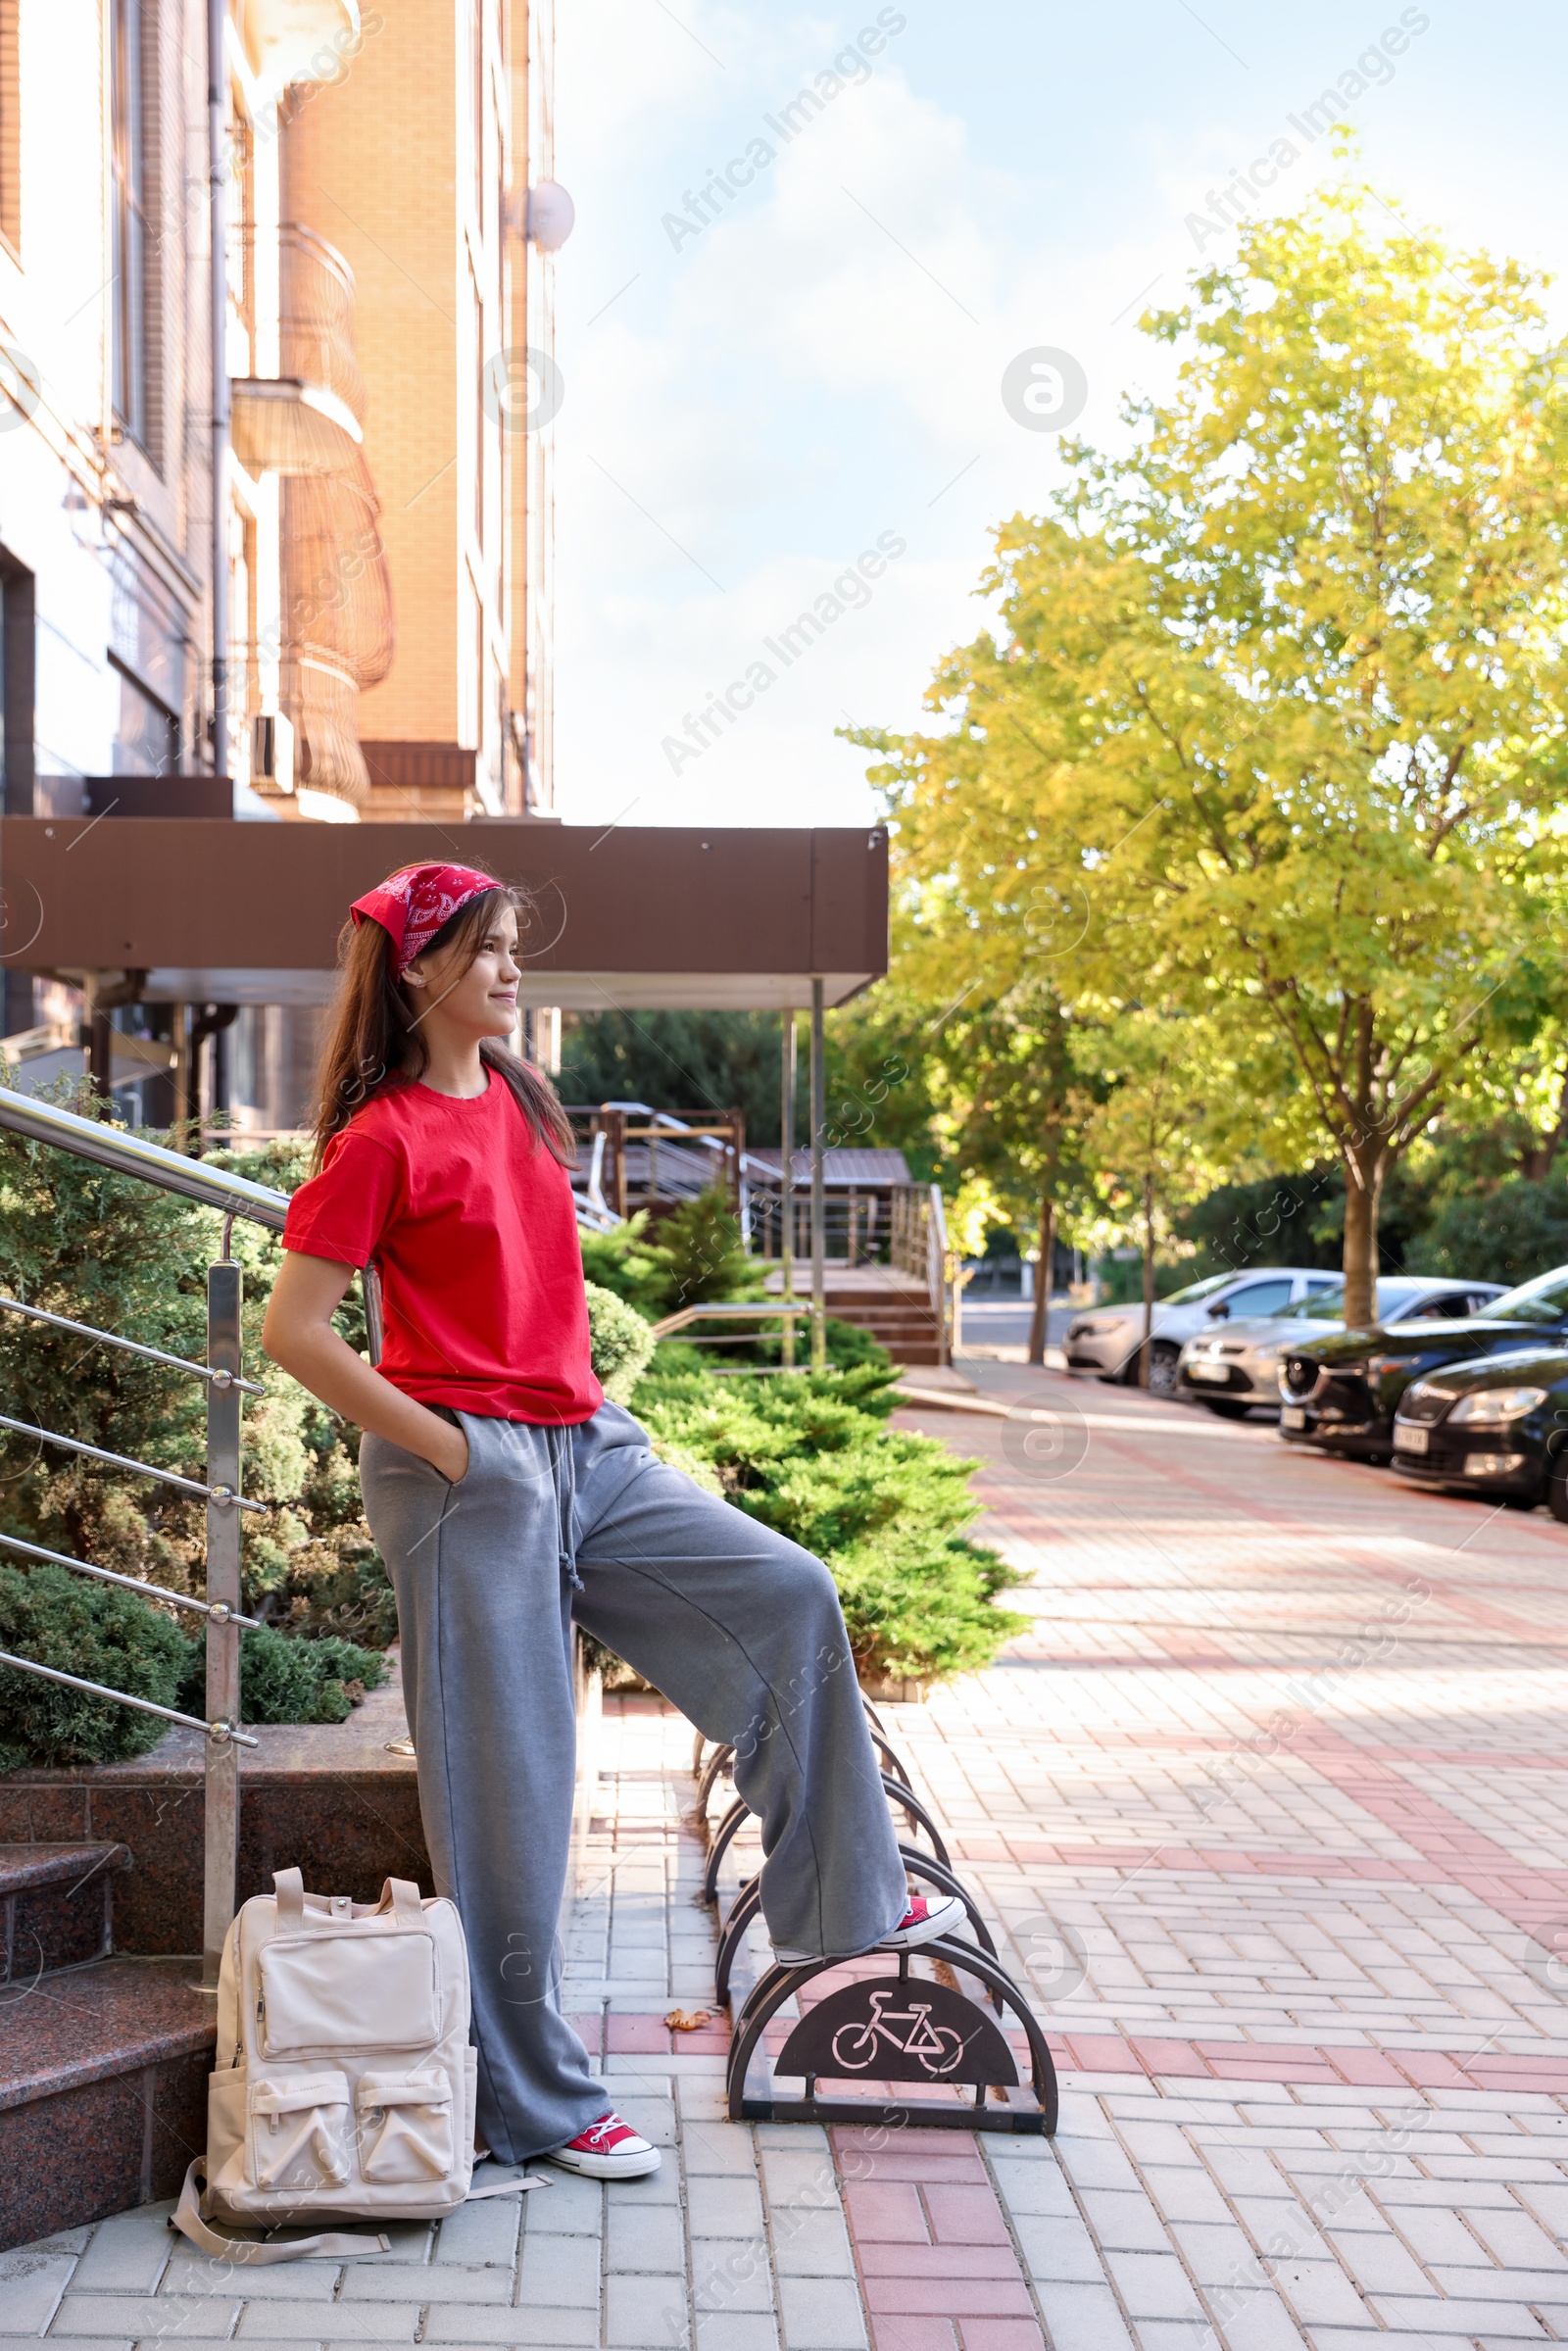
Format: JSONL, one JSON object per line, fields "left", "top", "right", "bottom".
{"left": 263, "top": 863, "right": 962, "bottom": 2179}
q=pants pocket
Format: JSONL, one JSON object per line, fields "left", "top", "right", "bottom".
{"left": 247, "top": 2067, "right": 352, "bottom": 2190}
{"left": 356, "top": 2067, "right": 456, "bottom": 2183}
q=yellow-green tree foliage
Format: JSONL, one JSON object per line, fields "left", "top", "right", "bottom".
{"left": 859, "top": 182, "right": 1568, "bottom": 1322}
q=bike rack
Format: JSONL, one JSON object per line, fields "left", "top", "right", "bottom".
{"left": 703, "top": 1772, "right": 953, "bottom": 1908}
{"left": 713, "top": 1843, "right": 1004, "bottom": 2012}
{"left": 695, "top": 1725, "right": 913, "bottom": 1832}
{"left": 724, "top": 1937, "right": 1055, "bottom": 2137}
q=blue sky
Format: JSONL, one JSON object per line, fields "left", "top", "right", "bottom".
{"left": 552, "top": 1, "right": 1568, "bottom": 828}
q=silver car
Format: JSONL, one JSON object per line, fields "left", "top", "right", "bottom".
{"left": 1178, "top": 1275, "right": 1506, "bottom": 1418}
{"left": 1065, "top": 1267, "right": 1341, "bottom": 1396}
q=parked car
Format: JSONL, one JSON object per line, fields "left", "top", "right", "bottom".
{"left": 1277, "top": 1266, "right": 1568, "bottom": 1462}
{"left": 1179, "top": 1277, "right": 1504, "bottom": 1420}
{"left": 1065, "top": 1267, "right": 1343, "bottom": 1395}
{"left": 1391, "top": 1346, "right": 1568, "bottom": 1516}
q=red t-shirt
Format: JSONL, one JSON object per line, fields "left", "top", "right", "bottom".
{"left": 282, "top": 1073, "right": 602, "bottom": 1426}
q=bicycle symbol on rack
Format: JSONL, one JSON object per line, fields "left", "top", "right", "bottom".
{"left": 829, "top": 1989, "right": 970, "bottom": 2077}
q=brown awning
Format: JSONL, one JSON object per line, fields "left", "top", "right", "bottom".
{"left": 0, "top": 818, "right": 888, "bottom": 1010}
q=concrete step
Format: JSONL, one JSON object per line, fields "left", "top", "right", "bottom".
{"left": 0, "top": 1955, "right": 214, "bottom": 2250}
{"left": 0, "top": 1842, "right": 128, "bottom": 1985}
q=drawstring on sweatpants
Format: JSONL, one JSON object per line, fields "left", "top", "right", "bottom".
{"left": 548, "top": 1427, "right": 582, "bottom": 1589}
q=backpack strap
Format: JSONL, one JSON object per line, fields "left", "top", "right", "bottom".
{"left": 171, "top": 2160, "right": 390, "bottom": 2264}
{"left": 378, "top": 1877, "right": 425, "bottom": 1928}
{"left": 271, "top": 1867, "right": 306, "bottom": 1935}
{"left": 467, "top": 2161, "right": 550, "bottom": 2200}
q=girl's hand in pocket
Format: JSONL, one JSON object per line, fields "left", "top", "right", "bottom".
{"left": 427, "top": 1422, "right": 470, "bottom": 1485}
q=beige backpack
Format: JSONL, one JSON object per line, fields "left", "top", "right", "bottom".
{"left": 172, "top": 1867, "right": 539, "bottom": 2263}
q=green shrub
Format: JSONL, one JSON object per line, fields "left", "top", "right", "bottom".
{"left": 748, "top": 1317, "right": 900, "bottom": 1375}
{"left": 628, "top": 1363, "right": 1027, "bottom": 1683}
{"left": 1406, "top": 1174, "right": 1568, "bottom": 1286}
{"left": 0, "top": 1559, "right": 188, "bottom": 1772}
{"left": 577, "top": 1212, "right": 675, "bottom": 1318}
{"left": 650, "top": 1186, "right": 760, "bottom": 1309}
{"left": 585, "top": 1282, "right": 657, "bottom": 1403}
{"left": 175, "top": 1624, "right": 388, "bottom": 1728}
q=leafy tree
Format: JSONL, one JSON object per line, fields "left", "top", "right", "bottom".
{"left": 558, "top": 1008, "right": 784, "bottom": 1144}
{"left": 911, "top": 983, "right": 1097, "bottom": 1363}
{"left": 1406, "top": 1173, "right": 1568, "bottom": 1285}
{"left": 1077, "top": 1012, "right": 1225, "bottom": 1376}
{"left": 855, "top": 178, "right": 1568, "bottom": 1325}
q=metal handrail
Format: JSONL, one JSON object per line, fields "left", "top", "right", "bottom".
{"left": 0, "top": 1295, "right": 267, "bottom": 1395}
{"left": 0, "top": 1086, "right": 289, "bottom": 1230}
{"left": 0, "top": 1087, "right": 270, "bottom": 1979}
{"left": 649, "top": 1301, "right": 812, "bottom": 1341}
{"left": 927, "top": 1183, "right": 952, "bottom": 1368}
{"left": 0, "top": 1648, "right": 259, "bottom": 1747}
{"left": 0, "top": 1531, "right": 264, "bottom": 1628}
{"left": 0, "top": 1411, "right": 268, "bottom": 1510}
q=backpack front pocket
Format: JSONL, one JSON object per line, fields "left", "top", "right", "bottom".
{"left": 247, "top": 2069, "right": 353, "bottom": 2191}
{"left": 259, "top": 1930, "right": 438, "bottom": 2055}
{"left": 355, "top": 2069, "right": 455, "bottom": 2183}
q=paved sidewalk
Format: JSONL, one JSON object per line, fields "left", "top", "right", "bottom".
{"left": 12, "top": 1362, "right": 1568, "bottom": 2348}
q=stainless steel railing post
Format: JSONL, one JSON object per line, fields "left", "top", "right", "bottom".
{"left": 202, "top": 1254, "right": 244, "bottom": 1988}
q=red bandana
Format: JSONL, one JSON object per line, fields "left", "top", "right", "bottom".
{"left": 350, "top": 863, "right": 504, "bottom": 976}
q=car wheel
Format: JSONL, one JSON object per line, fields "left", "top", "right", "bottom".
{"left": 1146, "top": 1342, "right": 1181, "bottom": 1397}
{"left": 1205, "top": 1397, "right": 1250, "bottom": 1420}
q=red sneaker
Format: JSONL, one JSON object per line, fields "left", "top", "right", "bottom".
{"left": 545, "top": 2109, "right": 662, "bottom": 2179}
{"left": 877, "top": 1893, "right": 966, "bottom": 1951}
{"left": 772, "top": 1891, "right": 966, "bottom": 1966}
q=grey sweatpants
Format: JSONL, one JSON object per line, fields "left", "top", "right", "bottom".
{"left": 359, "top": 1399, "right": 909, "bottom": 2161}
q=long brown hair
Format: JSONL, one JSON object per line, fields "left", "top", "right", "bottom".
{"left": 311, "top": 884, "right": 575, "bottom": 1169}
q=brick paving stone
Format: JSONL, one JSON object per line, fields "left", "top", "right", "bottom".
{"left": 693, "top": 2318, "right": 779, "bottom": 2351}
{"left": 691, "top": 2233, "right": 775, "bottom": 2311}
{"left": 607, "top": 2198, "right": 687, "bottom": 2272}
{"left": 864, "top": 2322, "right": 957, "bottom": 2351}
{"left": 517, "top": 2229, "right": 602, "bottom": 2308}
{"left": 239, "top": 2304, "right": 422, "bottom": 2340}
{"left": 422, "top": 2315, "right": 598, "bottom": 2347}
{"left": 1027, "top": 2278, "right": 1137, "bottom": 2351}
{"left": 687, "top": 2173, "right": 765, "bottom": 2237}
{"left": 770, "top": 2209, "right": 857, "bottom": 2278}
{"left": 434, "top": 2200, "right": 525, "bottom": 2266}
{"left": 62, "top": 2212, "right": 171, "bottom": 2298}
{"left": 1370, "top": 2300, "right": 1550, "bottom": 2334}
{"left": 605, "top": 2269, "right": 689, "bottom": 2347}
{"left": 49, "top": 2296, "right": 241, "bottom": 2337}
{"left": 0, "top": 2252, "right": 74, "bottom": 2332}
{"left": 775, "top": 2274, "right": 869, "bottom": 2349}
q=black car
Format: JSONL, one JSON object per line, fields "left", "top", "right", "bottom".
{"left": 1278, "top": 1265, "right": 1568, "bottom": 1463}
{"left": 1391, "top": 1347, "right": 1568, "bottom": 1518}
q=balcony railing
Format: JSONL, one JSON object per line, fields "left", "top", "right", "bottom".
{"left": 0, "top": 1087, "right": 373, "bottom": 1985}
{"left": 278, "top": 221, "right": 368, "bottom": 427}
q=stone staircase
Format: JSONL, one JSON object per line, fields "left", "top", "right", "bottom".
{"left": 765, "top": 1266, "right": 946, "bottom": 1365}
{"left": 0, "top": 1839, "right": 213, "bottom": 2251}
{"left": 0, "top": 1677, "right": 434, "bottom": 2253}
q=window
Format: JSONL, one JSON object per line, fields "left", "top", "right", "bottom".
{"left": 110, "top": 0, "right": 150, "bottom": 443}
{"left": 0, "top": 0, "right": 20, "bottom": 256}
{"left": 471, "top": 264, "right": 485, "bottom": 547}
{"left": 1224, "top": 1279, "right": 1294, "bottom": 1318}
{"left": 1491, "top": 1270, "right": 1568, "bottom": 1324}
{"left": 0, "top": 547, "right": 33, "bottom": 812}
{"left": 471, "top": 0, "right": 485, "bottom": 221}
{"left": 112, "top": 660, "right": 179, "bottom": 775}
